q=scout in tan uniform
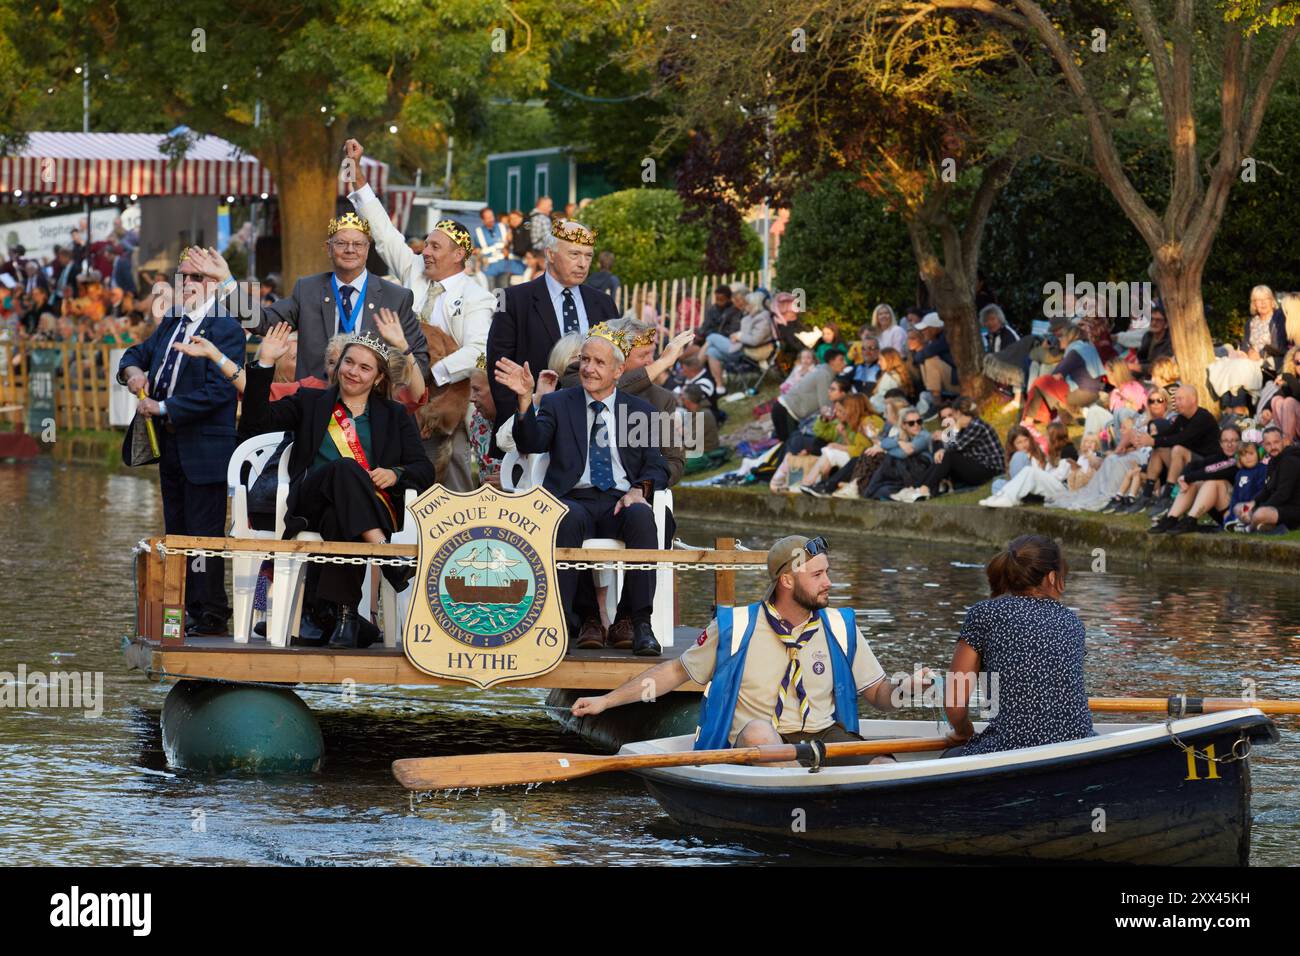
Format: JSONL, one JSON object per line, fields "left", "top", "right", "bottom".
{"left": 572, "top": 534, "right": 933, "bottom": 765}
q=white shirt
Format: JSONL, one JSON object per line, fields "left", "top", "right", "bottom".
{"left": 544, "top": 270, "right": 589, "bottom": 338}
{"left": 156, "top": 295, "right": 215, "bottom": 415}
{"left": 422, "top": 269, "right": 468, "bottom": 387}
{"left": 333, "top": 269, "right": 369, "bottom": 335}
{"left": 576, "top": 389, "right": 630, "bottom": 492}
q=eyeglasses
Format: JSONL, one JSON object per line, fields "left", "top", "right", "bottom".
{"left": 1150, "top": 397, "right": 1167, "bottom": 404}
{"left": 903, "top": 419, "right": 922, "bottom": 426}
{"left": 803, "top": 535, "right": 829, "bottom": 557}
{"left": 329, "top": 240, "right": 369, "bottom": 251}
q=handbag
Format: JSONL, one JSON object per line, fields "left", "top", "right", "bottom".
{"left": 124, "top": 413, "right": 160, "bottom": 467}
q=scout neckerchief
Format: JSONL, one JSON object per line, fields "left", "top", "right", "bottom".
{"left": 330, "top": 273, "right": 369, "bottom": 334}
{"left": 327, "top": 402, "right": 396, "bottom": 524}
{"left": 762, "top": 600, "right": 819, "bottom": 732}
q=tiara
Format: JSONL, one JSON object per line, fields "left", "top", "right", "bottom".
{"left": 551, "top": 219, "right": 596, "bottom": 246}
{"left": 435, "top": 219, "right": 472, "bottom": 255}
{"left": 327, "top": 212, "right": 372, "bottom": 238}
{"left": 341, "top": 330, "right": 390, "bottom": 361}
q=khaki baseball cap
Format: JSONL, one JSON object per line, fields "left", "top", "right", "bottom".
{"left": 764, "top": 535, "right": 828, "bottom": 599}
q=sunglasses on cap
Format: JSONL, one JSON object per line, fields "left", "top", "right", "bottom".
{"left": 803, "top": 535, "right": 829, "bottom": 557}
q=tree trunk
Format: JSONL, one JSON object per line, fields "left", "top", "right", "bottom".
{"left": 909, "top": 221, "right": 990, "bottom": 399}
{"left": 1154, "top": 254, "right": 1217, "bottom": 412}
{"left": 264, "top": 116, "right": 341, "bottom": 288}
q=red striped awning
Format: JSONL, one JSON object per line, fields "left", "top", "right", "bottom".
{"left": 0, "top": 132, "right": 387, "bottom": 199}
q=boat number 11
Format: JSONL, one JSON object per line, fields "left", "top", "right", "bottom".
{"left": 1184, "top": 745, "right": 1221, "bottom": 781}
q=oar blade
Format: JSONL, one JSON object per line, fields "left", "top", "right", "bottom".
{"left": 392, "top": 751, "right": 611, "bottom": 790}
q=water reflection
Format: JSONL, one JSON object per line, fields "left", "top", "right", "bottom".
{"left": 0, "top": 460, "right": 1296, "bottom": 864}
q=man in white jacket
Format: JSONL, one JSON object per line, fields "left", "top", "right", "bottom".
{"left": 344, "top": 139, "right": 495, "bottom": 490}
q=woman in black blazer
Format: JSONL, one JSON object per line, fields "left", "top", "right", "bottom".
{"left": 242, "top": 328, "right": 435, "bottom": 647}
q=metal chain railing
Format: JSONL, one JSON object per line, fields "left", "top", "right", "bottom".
{"left": 152, "top": 542, "right": 765, "bottom": 573}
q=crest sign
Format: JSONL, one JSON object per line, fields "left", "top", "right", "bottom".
{"left": 404, "top": 485, "right": 568, "bottom": 688}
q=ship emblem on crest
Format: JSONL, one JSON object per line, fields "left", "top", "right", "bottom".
{"left": 403, "top": 485, "right": 569, "bottom": 688}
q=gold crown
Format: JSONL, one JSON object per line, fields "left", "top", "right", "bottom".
{"left": 327, "top": 212, "right": 372, "bottom": 238}
{"left": 435, "top": 219, "right": 472, "bottom": 255}
{"left": 551, "top": 219, "right": 597, "bottom": 246}
{"left": 587, "top": 322, "right": 630, "bottom": 358}
{"left": 341, "top": 330, "right": 390, "bottom": 362}
{"left": 475, "top": 352, "right": 487, "bottom": 370}
{"left": 625, "top": 325, "right": 656, "bottom": 349}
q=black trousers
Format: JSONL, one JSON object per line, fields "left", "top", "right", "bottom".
{"left": 556, "top": 487, "right": 657, "bottom": 633}
{"left": 158, "top": 429, "right": 229, "bottom": 621}
{"left": 770, "top": 401, "right": 795, "bottom": 441}
{"left": 920, "top": 449, "right": 999, "bottom": 490}
{"left": 295, "top": 459, "right": 394, "bottom": 607}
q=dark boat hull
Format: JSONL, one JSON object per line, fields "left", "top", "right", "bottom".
{"left": 443, "top": 577, "right": 528, "bottom": 604}
{"left": 636, "top": 713, "right": 1277, "bottom": 865}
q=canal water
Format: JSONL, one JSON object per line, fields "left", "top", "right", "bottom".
{"left": 2, "top": 458, "right": 1298, "bottom": 865}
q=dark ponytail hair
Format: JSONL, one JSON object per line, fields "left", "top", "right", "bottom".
{"left": 986, "top": 535, "right": 1067, "bottom": 597}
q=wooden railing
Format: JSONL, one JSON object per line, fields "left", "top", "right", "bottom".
{"left": 137, "top": 534, "right": 768, "bottom": 648}
{"left": 612, "top": 271, "right": 762, "bottom": 335}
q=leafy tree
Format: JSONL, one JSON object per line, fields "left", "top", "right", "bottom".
{"left": 931, "top": 0, "right": 1300, "bottom": 407}
{"left": 1, "top": 0, "right": 586, "bottom": 285}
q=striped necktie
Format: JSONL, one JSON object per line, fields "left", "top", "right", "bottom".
{"left": 762, "top": 601, "right": 818, "bottom": 732}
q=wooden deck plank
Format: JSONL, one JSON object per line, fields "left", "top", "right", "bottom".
{"left": 129, "top": 627, "right": 705, "bottom": 692}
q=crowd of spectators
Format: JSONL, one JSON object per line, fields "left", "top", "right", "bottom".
{"left": 722, "top": 283, "right": 1300, "bottom": 536}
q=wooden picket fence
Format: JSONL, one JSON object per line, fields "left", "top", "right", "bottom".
{"left": 0, "top": 339, "right": 261, "bottom": 433}
{"left": 612, "top": 271, "right": 762, "bottom": 335}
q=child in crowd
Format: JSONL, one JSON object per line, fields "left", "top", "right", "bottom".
{"left": 992, "top": 425, "right": 1045, "bottom": 495}
{"left": 1225, "top": 433, "right": 1269, "bottom": 530}
{"left": 1067, "top": 433, "right": 1102, "bottom": 491}
{"left": 815, "top": 325, "right": 844, "bottom": 364}
{"left": 780, "top": 348, "right": 816, "bottom": 394}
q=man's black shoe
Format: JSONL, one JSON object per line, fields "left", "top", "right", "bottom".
{"left": 1148, "top": 515, "right": 1176, "bottom": 535}
{"left": 1167, "top": 515, "right": 1200, "bottom": 535}
{"left": 631, "top": 620, "right": 661, "bottom": 657}
{"left": 327, "top": 604, "right": 362, "bottom": 649}
{"left": 186, "top": 613, "right": 228, "bottom": 636}
{"left": 292, "top": 614, "right": 329, "bottom": 647}
{"left": 1100, "top": 496, "right": 1125, "bottom": 514}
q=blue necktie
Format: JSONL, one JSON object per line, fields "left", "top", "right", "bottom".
{"left": 562, "top": 288, "right": 580, "bottom": 335}
{"left": 151, "top": 317, "right": 187, "bottom": 399}
{"left": 588, "top": 400, "right": 614, "bottom": 491}
{"left": 338, "top": 285, "right": 356, "bottom": 332}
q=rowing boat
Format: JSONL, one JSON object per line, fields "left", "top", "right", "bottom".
{"left": 622, "top": 709, "right": 1277, "bottom": 865}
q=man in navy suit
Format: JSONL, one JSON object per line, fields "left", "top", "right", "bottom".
{"left": 485, "top": 217, "right": 620, "bottom": 449}
{"left": 118, "top": 256, "right": 246, "bottom": 635}
{"left": 496, "top": 326, "right": 669, "bottom": 656}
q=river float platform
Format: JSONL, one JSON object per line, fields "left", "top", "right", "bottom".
{"left": 126, "top": 534, "right": 769, "bottom": 691}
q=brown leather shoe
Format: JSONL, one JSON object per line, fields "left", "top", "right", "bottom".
{"left": 607, "top": 618, "right": 634, "bottom": 650}
{"left": 575, "top": 617, "right": 606, "bottom": 650}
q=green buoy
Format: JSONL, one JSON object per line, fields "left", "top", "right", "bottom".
{"left": 161, "top": 680, "right": 324, "bottom": 773}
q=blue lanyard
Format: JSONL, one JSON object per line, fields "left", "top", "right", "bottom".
{"left": 330, "top": 273, "right": 368, "bottom": 333}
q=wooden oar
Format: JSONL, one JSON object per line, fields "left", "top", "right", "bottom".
{"left": 1089, "top": 696, "right": 1300, "bottom": 715}
{"left": 392, "top": 736, "right": 950, "bottom": 791}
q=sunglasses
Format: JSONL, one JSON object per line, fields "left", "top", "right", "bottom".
{"left": 1150, "top": 397, "right": 1167, "bottom": 404}
{"left": 903, "top": 418, "right": 922, "bottom": 426}
{"left": 803, "top": 535, "right": 829, "bottom": 557}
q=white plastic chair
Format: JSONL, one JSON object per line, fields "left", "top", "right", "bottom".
{"left": 227, "top": 431, "right": 291, "bottom": 644}
{"left": 499, "top": 448, "right": 549, "bottom": 492}
{"left": 582, "top": 488, "right": 675, "bottom": 647}
{"left": 264, "top": 440, "right": 416, "bottom": 649}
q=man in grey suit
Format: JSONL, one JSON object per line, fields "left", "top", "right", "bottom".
{"left": 193, "top": 213, "right": 429, "bottom": 381}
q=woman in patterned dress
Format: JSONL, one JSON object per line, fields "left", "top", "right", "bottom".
{"left": 943, "top": 535, "right": 1094, "bottom": 756}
